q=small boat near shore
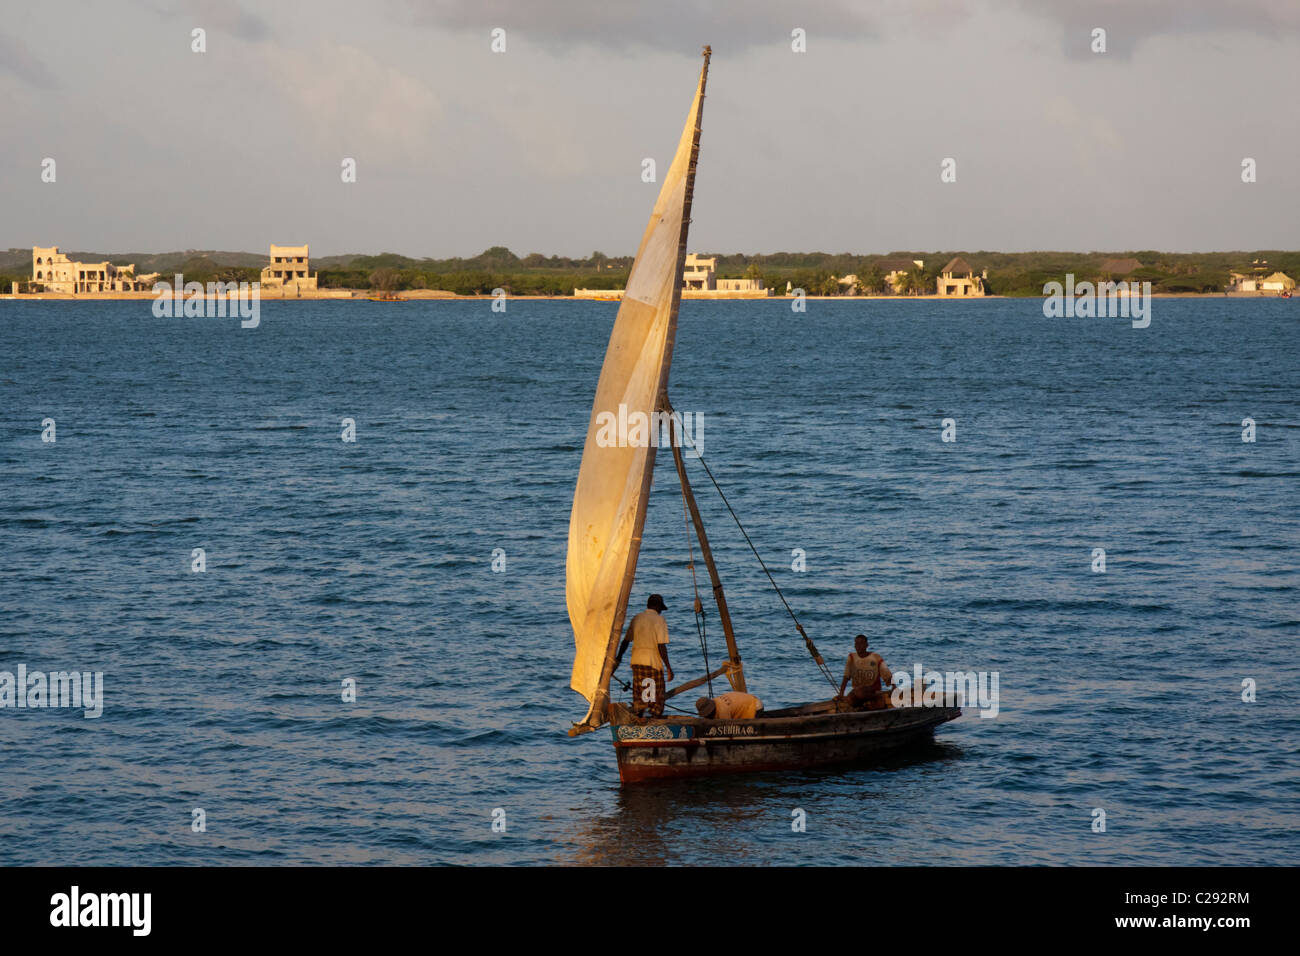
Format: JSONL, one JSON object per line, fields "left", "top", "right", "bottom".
{"left": 565, "top": 47, "right": 959, "bottom": 783}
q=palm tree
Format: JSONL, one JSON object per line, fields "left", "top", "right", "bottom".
{"left": 855, "top": 267, "right": 884, "bottom": 296}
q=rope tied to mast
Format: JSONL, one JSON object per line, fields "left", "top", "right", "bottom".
{"left": 670, "top": 415, "right": 840, "bottom": 695}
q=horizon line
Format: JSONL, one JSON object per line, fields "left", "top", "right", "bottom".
{"left": 7, "top": 245, "right": 1300, "bottom": 259}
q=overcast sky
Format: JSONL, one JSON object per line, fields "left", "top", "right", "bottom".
{"left": 2, "top": 0, "right": 1297, "bottom": 257}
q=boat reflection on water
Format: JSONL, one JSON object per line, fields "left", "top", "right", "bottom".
{"left": 565, "top": 741, "right": 964, "bottom": 866}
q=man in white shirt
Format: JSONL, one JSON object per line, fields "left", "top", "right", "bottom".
{"left": 614, "top": 594, "right": 673, "bottom": 717}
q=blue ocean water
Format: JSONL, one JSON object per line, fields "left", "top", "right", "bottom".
{"left": 0, "top": 297, "right": 1296, "bottom": 866}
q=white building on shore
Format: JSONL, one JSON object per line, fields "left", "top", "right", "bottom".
{"left": 682, "top": 253, "right": 717, "bottom": 290}
{"left": 681, "top": 253, "right": 766, "bottom": 295}
{"left": 936, "top": 257, "right": 987, "bottom": 297}
{"left": 260, "top": 244, "right": 317, "bottom": 294}
{"left": 1228, "top": 270, "right": 1294, "bottom": 294}
{"left": 575, "top": 252, "right": 769, "bottom": 298}
{"left": 30, "top": 246, "right": 158, "bottom": 294}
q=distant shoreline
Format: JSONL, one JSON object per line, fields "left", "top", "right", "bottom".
{"left": 0, "top": 290, "right": 1284, "bottom": 303}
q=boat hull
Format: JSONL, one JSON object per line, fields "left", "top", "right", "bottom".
{"left": 610, "top": 699, "right": 960, "bottom": 783}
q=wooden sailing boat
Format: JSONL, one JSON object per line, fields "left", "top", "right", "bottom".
{"left": 566, "top": 48, "right": 960, "bottom": 783}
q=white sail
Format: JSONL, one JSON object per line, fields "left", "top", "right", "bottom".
{"left": 567, "top": 50, "right": 710, "bottom": 733}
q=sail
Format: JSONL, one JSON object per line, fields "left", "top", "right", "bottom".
{"left": 566, "top": 49, "right": 710, "bottom": 732}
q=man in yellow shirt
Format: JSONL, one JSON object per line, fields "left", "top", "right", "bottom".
{"left": 695, "top": 691, "right": 764, "bottom": 720}
{"left": 837, "top": 633, "right": 893, "bottom": 710}
{"left": 614, "top": 594, "right": 673, "bottom": 717}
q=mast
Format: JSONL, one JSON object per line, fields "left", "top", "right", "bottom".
{"left": 567, "top": 47, "right": 711, "bottom": 735}
{"left": 667, "top": 406, "right": 746, "bottom": 691}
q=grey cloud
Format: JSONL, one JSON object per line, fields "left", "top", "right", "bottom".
{"left": 4, "top": 1, "right": 1297, "bottom": 255}
{"left": 1013, "top": 0, "right": 1300, "bottom": 59}
{"left": 0, "top": 31, "right": 59, "bottom": 89}
{"left": 394, "top": 0, "right": 881, "bottom": 52}
{"left": 153, "top": 0, "right": 269, "bottom": 42}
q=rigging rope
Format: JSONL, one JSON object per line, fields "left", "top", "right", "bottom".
{"left": 677, "top": 454, "right": 715, "bottom": 698}
{"left": 612, "top": 675, "right": 697, "bottom": 716}
{"left": 674, "top": 426, "right": 840, "bottom": 695}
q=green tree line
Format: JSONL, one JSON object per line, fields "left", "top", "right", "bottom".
{"left": 7, "top": 247, "right": 1298, "bottom": 296}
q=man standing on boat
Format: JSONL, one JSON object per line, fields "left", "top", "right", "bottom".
{"left": 838, "top": 634, "right": 893, "bottom": 710}
{"left": 614, "top": 594, "right": 673, "bottom": 718}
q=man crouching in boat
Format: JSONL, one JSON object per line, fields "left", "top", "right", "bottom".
{"left": 837, "top": 634, "right": 893, "bottom": 710}
{"left": 695, "top": 692, "right": 764, "bottom": 720}
{"left": 613, "top": 594, "right": 673, "bottom": 718}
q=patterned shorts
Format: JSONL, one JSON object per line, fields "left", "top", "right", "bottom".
{"left": 630, "top": 665, "right": 666, "bottom": 717}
